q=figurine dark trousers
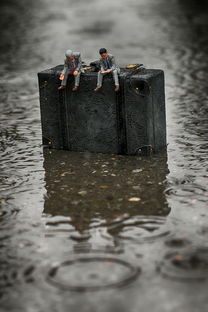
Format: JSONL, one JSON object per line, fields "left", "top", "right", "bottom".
{"left": 61, "top": 69, "right": 81, "bottom": 87}
{"left": 97, "top": 70, "right": 119, "bottom": 88}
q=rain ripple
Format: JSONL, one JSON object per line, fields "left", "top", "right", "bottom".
{"left": 158, "top": 247, "right": 208, "bottom": 281}
{"left": 47, "top": 256, "right": 141, "bottom": 292}
{"left": 108, "top": 215, "right": 170, "bottom": 243}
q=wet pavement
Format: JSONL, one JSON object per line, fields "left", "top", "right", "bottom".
{"left": 0, "top": 0, "right": 208, "bottom": 311}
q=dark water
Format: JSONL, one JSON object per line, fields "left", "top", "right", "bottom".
{"left": 0, "top": 0, "right": 208, "bottom": 311}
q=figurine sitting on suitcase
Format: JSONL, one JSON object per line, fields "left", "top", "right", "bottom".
{"left": 94, "top": 48, "right": 120, "bottom": 92}
{"left": 58, "top": 50, "right": 83, "bottom": 91}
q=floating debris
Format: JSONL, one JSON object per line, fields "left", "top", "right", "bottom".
{"left": 128, "top": 197, "right": 141, "bottom": 202}
{"left": 78, "top": 191, "right": 87, "bottom": 196}
{"left": 132, "top": 169, "right": 143, "bottom": 173}
{"left": 98, "top": 185, "right": 109, "bottom": 189}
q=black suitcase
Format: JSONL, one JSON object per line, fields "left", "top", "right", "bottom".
{"left": 38, "top": 65, "right": 166, "bottom": 155}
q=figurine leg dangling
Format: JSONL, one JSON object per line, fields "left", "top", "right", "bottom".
{"left": 58, "top": 69, "right": 69, "bottom": 90}
{"left": 94, "top": 70, "right": 120, "bottom": 92}
{"left": 94, "top": 71, "right": 104, "bottom": 91}
{"left": 112, "top": 69, "right": 120, "bottom": 92}
{"left": 58, "top": 70, "right": 81, "bottom": 91}
{"left": 72, "top": 71, "right": 81, "bottom": 92}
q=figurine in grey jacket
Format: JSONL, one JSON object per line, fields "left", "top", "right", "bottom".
{"left": 94, "top": 48, "right": 120, "bottom": 92}
{"left": 58, "top": 50, "right": 83, "bottom": 91}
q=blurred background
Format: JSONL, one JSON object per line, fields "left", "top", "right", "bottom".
{"left": 0, "top": 0, "right": 208, "bottom": 311}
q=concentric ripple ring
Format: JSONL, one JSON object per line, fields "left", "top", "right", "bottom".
{"left": 47, "top": 257, "right": 141, "bottom": 291}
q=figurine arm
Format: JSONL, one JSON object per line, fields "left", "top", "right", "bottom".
{"left": 75, "top": 53, "right": 82, "bottom": 72}
{"left": 110, "top": 56, "right": 116, "bottom": 71}
{"left": 61, "top": 59, "right": 68, "bottom": 75}
{"left": 100, "top": 65, "right": 105, "bottom": 72}
{"left": 100, "top": 60, "right": 105, "bottom": 73}
{"left": 59, "top": 59, "right": 68, "bottom": 80}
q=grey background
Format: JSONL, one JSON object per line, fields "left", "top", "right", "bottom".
{"left": 0, "top": 0, "right": 208, "bottom": 311}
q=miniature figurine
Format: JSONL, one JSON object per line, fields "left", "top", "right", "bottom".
{"left": 94, "top": 48, "right": 120, "bottom": 92}
{"left": 58, "top": 50, "right": 83, "bottom": 91}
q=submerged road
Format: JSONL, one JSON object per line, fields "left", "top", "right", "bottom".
{"left": 0, "top": 0, "right": 208, "bottom": 311}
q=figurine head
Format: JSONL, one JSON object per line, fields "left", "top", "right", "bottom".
{"left": 65, "top": 49, "right": 74, "bottom": 60}
{"left": 99, "top": 48, "right": 108, "bottom": 59}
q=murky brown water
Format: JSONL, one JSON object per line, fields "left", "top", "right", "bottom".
{"left": 0, "top": 0, "right": 208, "bottom": 311}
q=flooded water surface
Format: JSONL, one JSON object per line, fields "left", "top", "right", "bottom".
{"left": 0, "top": 0, "right": 208, "bottom": 311}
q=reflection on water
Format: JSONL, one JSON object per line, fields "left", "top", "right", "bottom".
{"left": 1, "top": 0, "right": 208, "bottom": 311}
{"left": 43, "top": 149, "right": 170, "bottom": 248}
{"left": 43, "top": 149, "right": 169, "bottom": 219}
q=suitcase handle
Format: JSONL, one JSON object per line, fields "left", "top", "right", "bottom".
{"left": 126, "top": 65, "right": 150, "bottom": 96}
